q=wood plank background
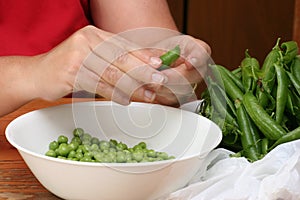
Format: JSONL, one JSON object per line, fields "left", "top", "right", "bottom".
{"left": 167, "top": 0, "right": 295, "bottom": 70}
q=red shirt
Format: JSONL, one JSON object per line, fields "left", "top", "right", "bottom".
{"left": 0, "top": 0, "right": 91, "bottom": 56}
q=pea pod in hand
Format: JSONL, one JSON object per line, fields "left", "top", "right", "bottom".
{"left": 157, "top": 45, "right": 181, "bottom": 71}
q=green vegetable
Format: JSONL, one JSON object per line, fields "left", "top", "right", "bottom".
{"left": 45, "top": 128, "right": 175, "bottom": 163}
{"left": 287, "top": 71, "right": 300, "bottom": 96}
{"left": 157, "top": 45, "right": 180, "bottom": 71}
{"left": 243, "top": 92, "right": 286, "bottom": 140}
{"left": 198, "top": 38, "right": 300, "bottom": 162}
{"left": 281, "top": 40, "right": 298, "bottom": 64}
{"left": 235, "top": 99, "right": 261, "bottom": 161}
{"left": 57, "top": 135, "right": 68, "bottom": 144}
{"left": 240, "top": 50, "right": 260, "bottom": 92}
{"left": 261, "top": 38, "right": 282, "bottom": 94}
{"left": 210, "top": 64, "right": 244, "bottom": 101}
{"left": 269, "top": 126, "right": 300, "bottom": 150}
{"left": 290, "top": 55, "right": 300, "bottom": 82}
{"left": 274, "top": 61, "right": 288, "bottom": 124}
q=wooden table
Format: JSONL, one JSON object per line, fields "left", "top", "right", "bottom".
{"left": 0, "top": 98, "right": 98, "bottom": 200}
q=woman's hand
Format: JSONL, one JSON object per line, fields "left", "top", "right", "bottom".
{"left": 147, "top": 34, "right": 212, "bottom": 106}
{"left": 33, "top": 25, "right": 169, "bottom": 104}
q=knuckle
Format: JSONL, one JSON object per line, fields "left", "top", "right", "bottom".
{"left": 97, "top": 80, "right": 108, "bottom": 92}
{"left": 114, "top": 51, "right": 129, "bottom": 65}
{"left": 103, "top": 67, "right": 122, "bottom": 83}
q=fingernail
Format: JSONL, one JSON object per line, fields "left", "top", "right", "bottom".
{"left": 189, "top": 57, "right": 198, "bottom": 66}
{"left": 144, "top": 90, "right": 156, "bottom": 102}
{"left": 150, "top": 57, "right": 162, "bottom": 67}
{"left": 152, "top": 73, "right": 167, "bottom": 83}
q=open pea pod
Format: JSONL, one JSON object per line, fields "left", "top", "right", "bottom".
{"left": 281, "top": 40, "right": 298, "bottom": 65}
{"left": 157, "top": 45, "right": 180, "bottom": 71}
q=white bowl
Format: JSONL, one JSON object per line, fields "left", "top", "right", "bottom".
{"left": 5, "top": 101, "right": 222, "bottom": 200}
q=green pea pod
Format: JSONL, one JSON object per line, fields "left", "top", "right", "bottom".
{"left": 243, "top": 92, "right": 286, "bottom": 140}
{"left": 269, "top": 125, "right": 300, "bottom": 151}
{"left": 286, "top": 71, "right": 300, "bottom": 96}
{"left": 286, "top": 90, "right": 295, "bottom": 116}
{"left": 207, "top": 78, "right": 239, "bottom": 127}
{"left": 235, "top": 99, "right": 261, "bottom": 161}
{"left": 210, "top": 64, "right": 244, "bottom": 101}
{"left": 262, "top": 65, "right": 276, "bottom": 94}
{"left": 289, "top": 89, "right": 300, "bottom": 123}
{"left": 241, "top": 50, "right": 260, "bottom": 92}
{"left": 261, "top": 38, "right": 282, "bottom": 93}
{"left": 256, "top": 85, "right": 269, "bottom": 108}
{"left": 274, "top": 62, "right": 288, "bottom": 124}
{"left": 261, "top": 138, "right": 269, "bottom": 155}
{"left": 261, "top": 38, "right": 282, "bottom": 73}
{"left": 281, "top": 40, "right": 298, "bottom": 64}
{"left": 219, "top": 66, "right": 245, "bottom": 92}
{"left": 157, "top": 45, "right": 180, "bottom": 71}
{"left": 290, "top": 55, "right": 300, "bottom": 82}
{"left": 210, "top": 80, "right": 237, "bottom": 117}
{"left": 232, "top": 67, "right": 242, "bottom": 78}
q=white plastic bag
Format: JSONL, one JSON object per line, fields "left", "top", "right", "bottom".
{"left": 165, "top": 140, "right": 300, "bottom": 200}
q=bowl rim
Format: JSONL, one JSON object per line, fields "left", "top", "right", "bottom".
{"left": 5, "top": 101, "right": 222, "bottom": 168}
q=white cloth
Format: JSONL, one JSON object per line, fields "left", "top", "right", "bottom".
{"left": 165, "top": 140, "right": 300, "bottom": 200}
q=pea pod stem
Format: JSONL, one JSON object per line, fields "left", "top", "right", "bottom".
{"left": 243, "top": 92, "right": 286, "bottom": 140}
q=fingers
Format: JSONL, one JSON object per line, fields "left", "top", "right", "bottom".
{"left": 73, "top": 26, "right": 211, "bottom": 106}
{"left": 81, "top": 51, "right": 158, "bottom": 103}
{"left": 71, "top": 26, "right": 166, "bottom": 104}
{"left": 92, "top": 39, "right": 168, "bottom": 84}
{"left": 146, "top": 63, "right": 205, "bottom": 105}
{"left": 152, "top": 35, "right": 211, "bottom": 71}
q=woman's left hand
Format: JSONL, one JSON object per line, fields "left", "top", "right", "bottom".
{"left": 146, "top": 34, "right": 212, "bottom": 106}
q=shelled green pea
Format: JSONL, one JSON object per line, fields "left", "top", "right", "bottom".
{"left": 45, "top": 128, "right": 175, "bottom": 163}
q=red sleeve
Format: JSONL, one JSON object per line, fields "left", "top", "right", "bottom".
{"left": 0, "top": 0, "right": 91, "bottom": 56}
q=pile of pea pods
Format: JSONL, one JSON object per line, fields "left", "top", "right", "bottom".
{"left": 199, "top": 38, "right": 300, "bottom": 162}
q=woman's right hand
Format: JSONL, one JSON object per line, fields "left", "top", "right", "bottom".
{"left": 32, "top": 25, "right": 168, "bottom": 104}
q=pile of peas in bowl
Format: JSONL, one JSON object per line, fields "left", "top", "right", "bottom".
{"left": 45, "top": 128, "right": 175, "bottom": 163}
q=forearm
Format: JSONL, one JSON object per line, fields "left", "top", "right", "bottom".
{"left": 0, "top": 56, "right": 40, "bottom": 116}
{"left": 90, "top": 0, "right": 178, "bottom": 33}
